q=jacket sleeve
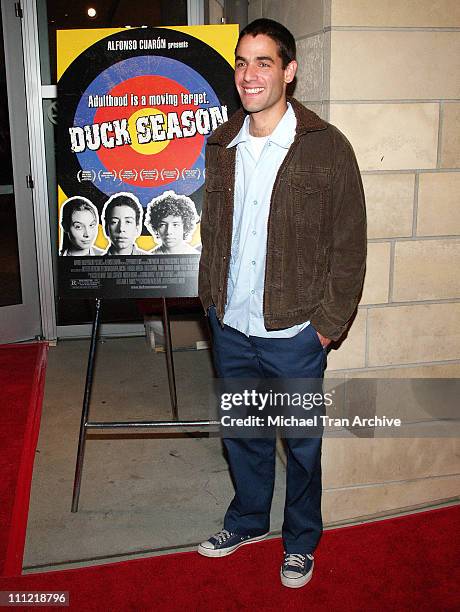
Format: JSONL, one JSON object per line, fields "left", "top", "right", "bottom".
{"left": 310, "top": 137, "right": 367, "bottom": 341}
{"left": 198, "top": 145, "right": 213, "bottom": 312}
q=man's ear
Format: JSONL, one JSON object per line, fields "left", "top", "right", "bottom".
{"left": 284, "top": 60, "right": 297, "bottom": 84}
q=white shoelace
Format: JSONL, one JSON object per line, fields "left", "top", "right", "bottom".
{"left": 284, "top": 553, "right": 314, "bottom": 568}
{"left": 214, "top": 529, "right": 233, "bottom": 544}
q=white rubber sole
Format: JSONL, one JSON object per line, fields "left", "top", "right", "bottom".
{"left": 280, "top": 561, "right": 314, "bottom": 589}
{"left": 197, "top": 532, "right": 269, "bottom": 558}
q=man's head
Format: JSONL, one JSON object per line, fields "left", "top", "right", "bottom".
{"left": 146, "top": 190, "right": 198, "bottom": 252}
{"left": 102, "top": 193, "right": 143, "bottom": 254}
{"left": 237, "top": 18, "right": 296, "bottom": 70}
{"left": 234, "top": 19, "right": 297, "bottom": 121}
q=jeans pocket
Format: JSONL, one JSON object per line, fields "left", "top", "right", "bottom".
{"left": 308, "top": 322, "right": 325, "bottom": 352}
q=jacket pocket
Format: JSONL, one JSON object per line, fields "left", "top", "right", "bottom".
{"left": 288, "top": 171, "right": 329, "bottom": 302}
{"left": 290, "top": 169, "right": 329, "bottom": 195}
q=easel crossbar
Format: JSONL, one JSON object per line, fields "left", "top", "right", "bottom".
{"left": 86, "top": 420, "right": 219, "bottom": 429}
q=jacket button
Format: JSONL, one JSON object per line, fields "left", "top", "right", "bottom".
{"left": 218, "top": 287, "right": 222, "bottom": 292}
{"left": 223, "top": 256, "right": 226, "bottom": 260}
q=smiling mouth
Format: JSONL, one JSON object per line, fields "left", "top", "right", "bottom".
{"left": 243, "top": 87, "right": 264, "bottom": 94}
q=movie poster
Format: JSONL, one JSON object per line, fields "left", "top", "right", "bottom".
{"left": 57, "top": 25, "right": 238, "bottom": 299}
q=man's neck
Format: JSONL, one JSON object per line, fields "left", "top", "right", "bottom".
{"left": 248, "top": 100, "right": 288, "bottom": 137}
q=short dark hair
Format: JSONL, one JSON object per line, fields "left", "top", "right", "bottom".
{"left": 237, "top": 18, "right": 296, "bottom": 69}
{"left": 103, "top": 193, "right": 142, "bottom": 230}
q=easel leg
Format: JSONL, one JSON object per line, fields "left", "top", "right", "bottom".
{"left": 162, "top": 297, "right": 178, "bottom": 420}
{"left": 71, "top": 298, "right": 102, "bottom": 512}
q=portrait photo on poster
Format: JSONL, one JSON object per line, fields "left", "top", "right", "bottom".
{"left": 145, "top": 190, "right": 200, "bottom": 255}
{"left": 59, "top": 196, "right": 104, "bottom": 257}
{"left": 101, "top": 192, "right": 149, "bottom": 256}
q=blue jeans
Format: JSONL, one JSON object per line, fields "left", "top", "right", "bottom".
{"left": 208, "top": 307, "right": 326, "bottom": 554}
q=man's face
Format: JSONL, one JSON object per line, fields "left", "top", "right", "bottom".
{"left": 234, "top": 34, "right": 296, "bottom": 118}
{"left": 157, "top": 215, "right": 185, "bottom": 252}
{"left": 69, "top": 209, "right": 97, "bottom": 251}
{"left": 106, "top": 204, "right": 139, "bottom": 253}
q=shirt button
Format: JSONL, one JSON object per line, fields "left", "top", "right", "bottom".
{"left": 251, "top": 260, "right": 256, "bottom": 265}
{"left": 251, "top": 290, "right": 255, "bottom": 294}
{"left": 252, "top": 230, "right": 256, "bottom": 235}
{"left": 253, "top": 200, "right": 257, "bottom": 205}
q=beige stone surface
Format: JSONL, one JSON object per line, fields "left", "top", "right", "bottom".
{"left": 360, "top": 242, "right": 391, "bottom": 305}
{"left": 322, "top": 474, "right": 460, "bottom": 524}
{"left": 330, "top": 103, "right": 439, "bottom": 171}
{"left": 327, "top": 308, "right": 367, "bottom": 371}
{"left": 417, "top": 172, "right": 460, "bottom": 236}
{"left": 304, "top": 102, "right": 325, "bottom": 119}
{"left": 330, "top": 31, "right": 460, "bottom": 101}
{"left": 331, "top": 0, "right": 460, "bottom": 27}
{"left": 323, "top": 437, "right": 460, "bottom": 489}
{"left": 368, "top": 303, "right": 460, "bottom": 366}
{"left": 392, "top": 239, "right": 460, "bottom": 301}
{"left": 295, "top": 35, "right": 324, "bottom": 102}
{"left": 347, "top": 362, "right": 460, "bottom": 378}
{"left": 248, "top": 0, "right": 263, "bottom": 22}
{"left": 262, "top": 0, "right": 325, "bottom": 38}
{"left": 440, "top": 103, "right": 460, "bottom": 168}
{"left": 363, "top": 174, "right": 414, "bottom": 239}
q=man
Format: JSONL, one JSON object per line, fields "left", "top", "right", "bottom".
{"left": 102, "top": 192, "right": 149, "bottom": 255}
{"left": 145, "top": 190, "right": 199, "bottom": 254}
{"left": 198, "top": 19, "right": 366, "bottom": 589}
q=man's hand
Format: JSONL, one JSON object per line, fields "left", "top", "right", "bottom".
{"left": 317, "top": 331, "right": 332, "bottom": 348}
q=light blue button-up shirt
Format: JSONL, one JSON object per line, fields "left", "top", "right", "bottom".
{"left": 223, "top": 103, "right": 310, "bottom": 338}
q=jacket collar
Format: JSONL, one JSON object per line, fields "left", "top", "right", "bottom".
{"left": 226, "top": 102, "right": 296, "bottom": 150}
{"left": 208, "top": 97, "right": 327, "bottom": 147}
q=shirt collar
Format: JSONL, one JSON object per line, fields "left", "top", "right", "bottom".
{"left": 226, "top": 102, "right": 296, "bottom": 150}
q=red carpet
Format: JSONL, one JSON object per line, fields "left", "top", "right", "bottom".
{"left": 0, "top": 505, "right": 458, "bottom": 611}
{"left": 0, "top": 342, "right": 48, "bottom": 577}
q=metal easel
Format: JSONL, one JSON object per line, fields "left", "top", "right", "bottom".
{"left": 71, "top": 297, "right": 217, "bottom": 512}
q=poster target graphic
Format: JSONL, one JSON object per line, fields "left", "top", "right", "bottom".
{"left": 73, "top": 56, "right": 218, "bottom": 201}
{"left": 57, "top": 27, "right": 238, "bottom": 217}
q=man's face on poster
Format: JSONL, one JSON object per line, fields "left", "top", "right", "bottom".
{"left": 157, "top": 215, "right": 185, "bottom": 252}
{"left": 106, "top": 204, "right": 139, "bottom": 253}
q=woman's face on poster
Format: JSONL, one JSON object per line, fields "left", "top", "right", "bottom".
{"left": 68, "top": 209, "right": 98, "bottom": 251}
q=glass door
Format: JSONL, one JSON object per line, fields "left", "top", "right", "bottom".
{"left": 0, "top": 0, "right": 41, "bottom": 343}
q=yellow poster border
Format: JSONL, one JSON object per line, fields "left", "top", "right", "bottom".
{"left": 57, "top": 24, "right": 238, "bottom": 80}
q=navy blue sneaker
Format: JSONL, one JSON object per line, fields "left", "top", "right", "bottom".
{"left": 280, "top": 552, "right": 314, "bottom": 588}
{"left": 198, "top": 529, "right": 268, "bottom": 557}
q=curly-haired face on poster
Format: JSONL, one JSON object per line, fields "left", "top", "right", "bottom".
{"left": 145, "top": 190, "right": 199, "bottom": 255}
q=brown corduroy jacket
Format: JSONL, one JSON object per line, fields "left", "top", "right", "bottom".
{"left": 198, "top": 98, "right": 367, "bottom": 341}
